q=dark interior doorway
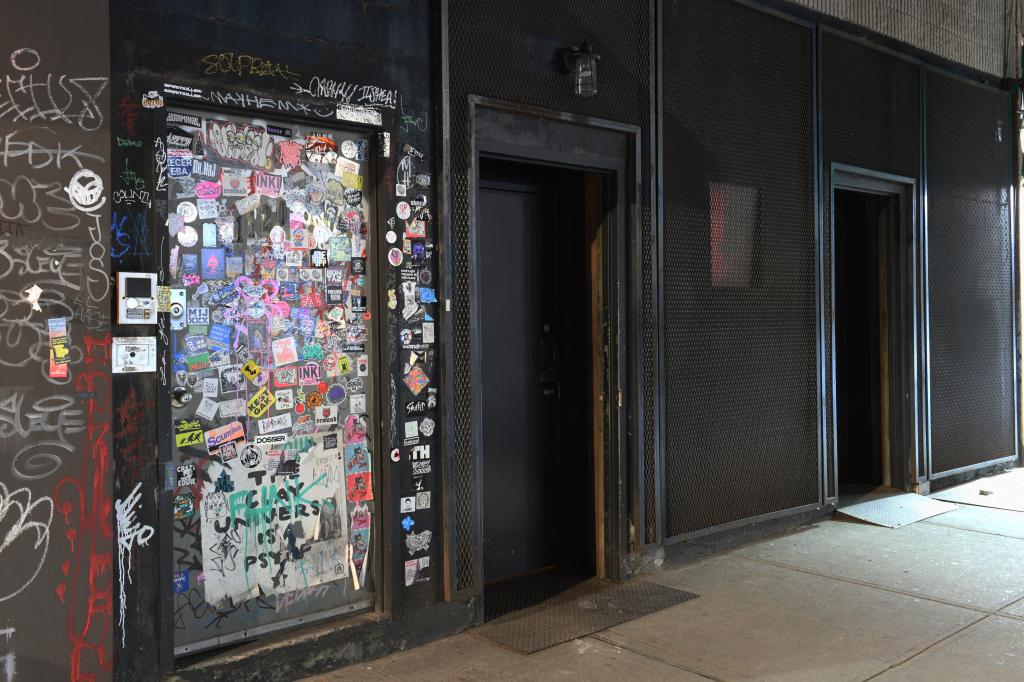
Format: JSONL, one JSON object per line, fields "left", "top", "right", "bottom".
{"left": 478, "top": 158, "right": 602, "bottom": 621}
{"left": 834, "top": 188, "right": 899, "bottom": 494}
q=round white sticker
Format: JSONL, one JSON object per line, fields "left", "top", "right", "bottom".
{"left": 177, "top": 225, "right": 199, "bottom": 247}
{"left": 396, "top": 201, "right": 411, "bottom": 220}
{"left": 177, "top": 201, "right": 198, "bottom": 223}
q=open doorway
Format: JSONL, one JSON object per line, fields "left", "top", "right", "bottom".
{"left": 833, "top": 168, "right": 917, "bottom": 501}
{"left": 477, "top": 158, "right": 603, "bottom": 621}
{"left": 835, "top": 189, "right": 894, "bottom": 494}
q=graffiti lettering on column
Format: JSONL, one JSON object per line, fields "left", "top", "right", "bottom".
{"left": 195, "top": 88, "right": 337, "bottom": 120}
{"left": 0, "top": 392, "right": 86, "bottom": 480}
{"left": 115, "top": 95, "right": 139, "bottom": 138}
{"left": 114, "top": 482, "right": 154, "bottom": 647}
{"left": 54, "top": 334, "right": 113, "bottom": 680}
{"left": 111, "top": 209, "right": 151, "bottom": 264}
{"left": 0, "top": 49, "right": 107, "bottom": 132}
{"left": 290, "top": 76, "right": 398, "bottom": 110}
{"left": 153, "top": 137, "right": 167, "bottom": 192}
{"left": 111, "top": 188, "right": 150, "bottom": 208}
{"left": 399, "top": 95, "right": 427, "bottom": 134}
{"left": 112, "top": 384, "right": 154, "bottom": 485}
{"left": 0, "top": 483, "right": 54, "bottom": 602}
{"left": 1, "top": 128, "right": 105, "bottom": 170}
{"left": 199, "top": 53, "right": 300, "bottom": 80}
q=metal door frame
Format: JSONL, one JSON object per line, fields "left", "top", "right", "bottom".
{"left": 830, "top": 164, "right": 921, "bottom": 492}
{"left": 159, "top": 101, "right": 388, "bottom": 657}
{"left": 457, "top": 97, "right": 640, "bottom": 598}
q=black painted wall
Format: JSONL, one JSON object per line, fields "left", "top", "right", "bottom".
{"left": 108, "top": 1, "right": 443, "bottom": 678}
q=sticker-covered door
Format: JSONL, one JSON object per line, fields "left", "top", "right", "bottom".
{"left": 165, "top": 109, "right": 377, "bottom": 653}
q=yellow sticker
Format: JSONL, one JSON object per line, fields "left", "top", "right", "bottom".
{"left": 175, "top": 429, "right": 203, "bottom": 448}
{"left": 341, "top": 172, "right": 363, "bottom": 190}
{"left": 241, "top": 359, "right": 262, "bottom": 382}
{"left": 247, "top": 386, "right": 276, "bottom": 418}
{"left": 338, "top": 355, "right": 352, "bottom": 374}
{"left": 156, "top": 286, "right": 172, "bottom": 313}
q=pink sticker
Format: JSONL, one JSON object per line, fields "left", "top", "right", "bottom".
{"left": 277, "top": 140, "right": 302, "bottom": 168}
{"left": 195, "top": 181, "right": 222, "bottom": 199}
{"left": 272, "top": 337, "right": 299, "bottom": 367}
{"left": 254, "top": 172, "right": 283, "bottom": 197}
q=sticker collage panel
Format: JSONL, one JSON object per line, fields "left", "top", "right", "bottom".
{"left": 165, "top": 109, "right": 376, "bottom": 637}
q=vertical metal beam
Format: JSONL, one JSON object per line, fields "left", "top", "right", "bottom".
{"left": 812, "top": 19, "right": 827, "bottom": 506}
{"left": 652, "top": 0, "right": 666, "bottom": 546}
{"left": 921, "top": 69, "right": 934, "bottom": 483}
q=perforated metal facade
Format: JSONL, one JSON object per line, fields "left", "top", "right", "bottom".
{"left": 821, "top": 32, "right": 922, "bottom": 498}
{"left": 661, "top": 0, "right": 820, "bottom": 537}
{"left": 447, "top": 0, "right": 653, "bottom": 590}
{"left": 926, "top": 71, "right": 1016, "bottom": 474}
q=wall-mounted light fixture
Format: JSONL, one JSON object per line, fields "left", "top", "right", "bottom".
{"left": 563, "top": 41, "right": 600, "bottom": 99}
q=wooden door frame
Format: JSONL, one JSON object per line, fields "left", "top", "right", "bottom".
{"left": 455, "top": 97, "right": 641, "bottom": 597}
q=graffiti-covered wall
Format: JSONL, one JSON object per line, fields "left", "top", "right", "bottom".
{"left": 0, "top": 1, "right": 114, "bottom": 680}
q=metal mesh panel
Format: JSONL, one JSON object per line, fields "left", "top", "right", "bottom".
{"left": 661, "top": 0, "right": 818, "bottom": 536}
{"left": 926, "top": 72, "right": 1016, "bottom": 474}
{"left": 822, "top": 33, "right": 921, "bottom": 498}
{"left": 448, "top": 0, "right": 652, "bottom": 589}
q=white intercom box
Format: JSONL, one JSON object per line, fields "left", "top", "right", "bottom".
{"left": 116, "top": 272, "right": 158, "bottom": 324}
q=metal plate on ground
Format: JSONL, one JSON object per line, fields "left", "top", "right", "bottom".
{"left": 930, "top": 469, "right": 1024, "bottom": 512}
{"left": 474, "top": 579, "right": 698, "bottom": 655}
{"left": 837, "top": 489, "right": 957, "bottom": 528}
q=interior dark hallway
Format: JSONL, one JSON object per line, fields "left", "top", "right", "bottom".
{"left": 834, "top": 189, "right": 897, "bottom": 494}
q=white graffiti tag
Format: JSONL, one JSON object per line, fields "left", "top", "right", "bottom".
{"left": 0, "top": 482, "right": 53, "bottom": 602}
{"left": 64, "top": 168, "right": 104, "bottom": 213}
{"left": 115, "top": 482, "right": 154, "bottom": 647}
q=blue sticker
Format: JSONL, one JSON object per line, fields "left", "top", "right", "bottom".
{"left": 201, "top": 248, "right": 226, "bottom": 279}
{"left": 401, "top": 516, "right": 414, "bottom": 532}
{"left": 167, "top": 150, "right": 193, "bottom": 178}
{"left": 209, "top": 323, "right": 232, "bottom": 348}
{"left": 182, "top": 253, "right": 199, "bottom": 275}
{"left": 419, "top": 287, "right": 437, "bottom": 303}
{"left": 173, "top": 570, "right": 190, "bottom": 593}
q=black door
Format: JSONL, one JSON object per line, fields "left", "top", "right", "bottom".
{"left": 478, "top": 159, "right": 595, "bottom": 615}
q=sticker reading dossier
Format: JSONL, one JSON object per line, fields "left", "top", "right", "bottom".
{"left": 166, "top": 110, "right": 377, "bottom": 612}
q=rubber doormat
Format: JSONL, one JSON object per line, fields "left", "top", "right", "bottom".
{"left": 474, "top": 578, "right": 698, "bottom": 654}
{"left": 837, "top": 489, "right": 957, "bottom": 528}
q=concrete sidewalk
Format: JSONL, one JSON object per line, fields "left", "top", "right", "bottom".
{"left": 309, "top": 471, "right": 1024, "bottom": 681}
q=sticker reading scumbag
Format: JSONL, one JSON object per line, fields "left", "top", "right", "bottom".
{"left": 204, "top": 420, "right": 246, "bottom": 454}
